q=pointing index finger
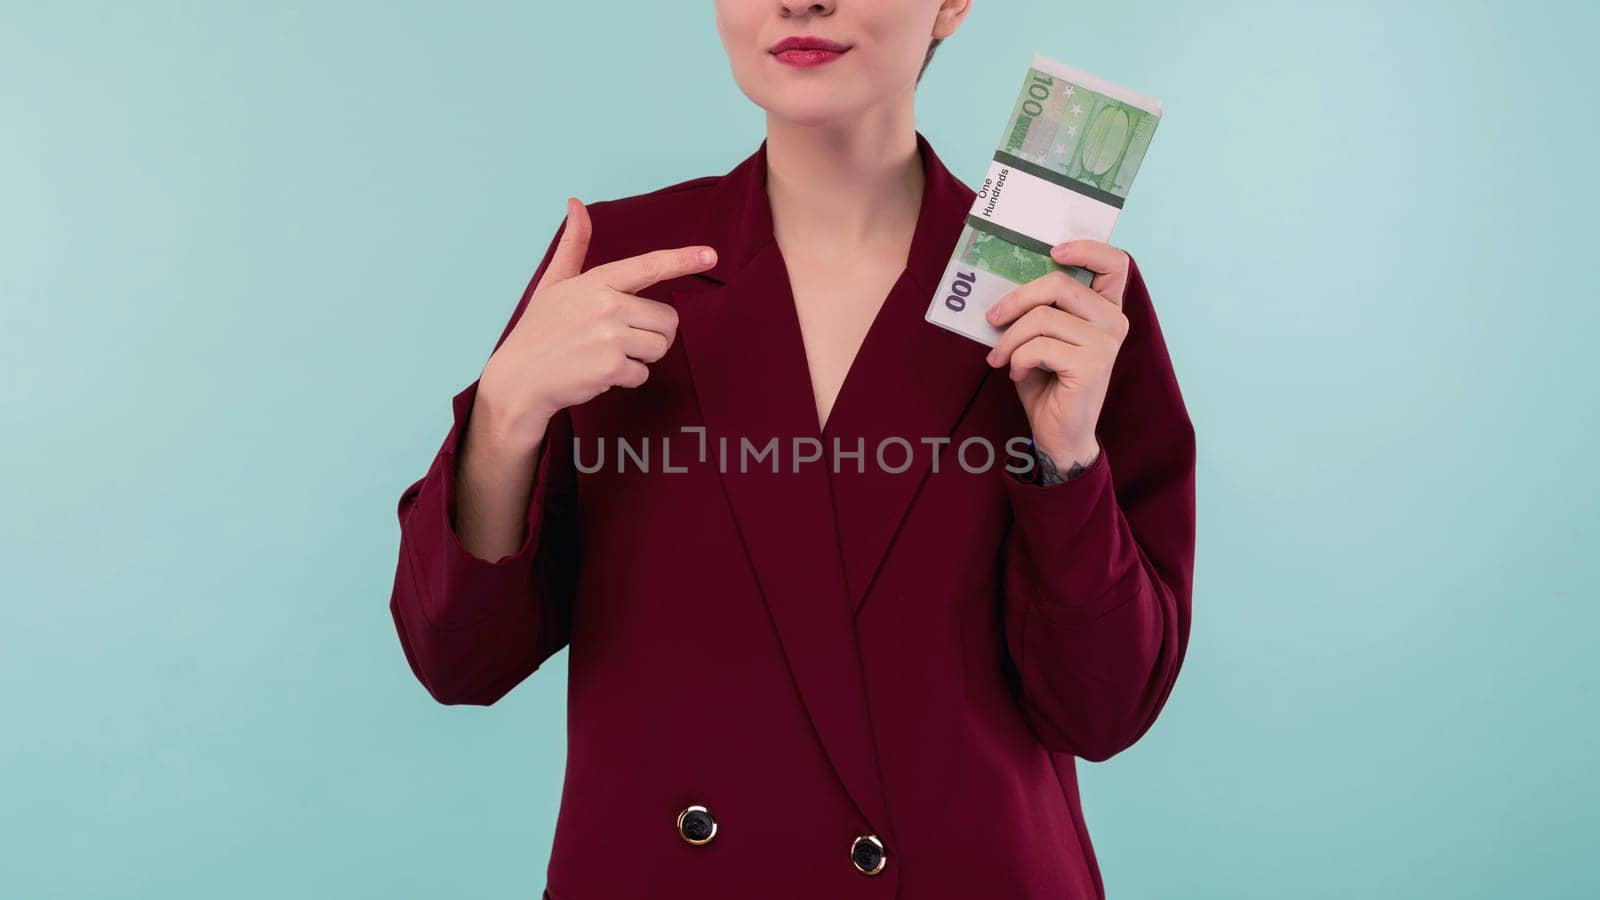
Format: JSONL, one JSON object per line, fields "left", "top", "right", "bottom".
{"left": 590, "top": 245, "right": 718, "bottom": 294}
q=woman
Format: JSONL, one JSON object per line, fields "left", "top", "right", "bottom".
{"left": 387, "top": 1, "right": 1196, "bottom": 897}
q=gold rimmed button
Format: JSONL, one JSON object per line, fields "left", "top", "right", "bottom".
{"left": 677, "top": 804, "right": 717, "bottom": 845}
{"left": 850, "top": 834, "right": 886, "bottom": 875}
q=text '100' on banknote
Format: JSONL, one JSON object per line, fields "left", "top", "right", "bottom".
{"left": 925, "top": 54, "right": 1162, "bottom": 347}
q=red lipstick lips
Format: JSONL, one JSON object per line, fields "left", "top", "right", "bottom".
{"left": 769, "top": 35, "right": 851, "bottom": 68}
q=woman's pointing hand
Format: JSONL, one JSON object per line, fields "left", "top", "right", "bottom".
{"left": 477, "top": 197, "right": 717, "bottom": 451}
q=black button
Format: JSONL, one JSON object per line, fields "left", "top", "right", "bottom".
{"left": 851, "top": 834, "right": 886, "bottom": 875}
{"left": 677, "top": 805, "right": 717, "bottom": 845}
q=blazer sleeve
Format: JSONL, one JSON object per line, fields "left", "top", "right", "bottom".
{"left": 998, "top": 253, "right": 1197, "bottom": 761}
{"left": 388, "top": 218, "right": 582, "bottom": 706}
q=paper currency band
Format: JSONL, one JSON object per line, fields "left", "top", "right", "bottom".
{"left": 963, "top": 214, "right": 1055, "bottom": 257}
{"left": 991, "top": 149, "right": 1125, "bottom": 210}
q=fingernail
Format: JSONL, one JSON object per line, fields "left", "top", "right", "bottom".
{"left": 698, "top": 248, "right": 715, "bottom": 265}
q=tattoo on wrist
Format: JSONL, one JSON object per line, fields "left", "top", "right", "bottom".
{"left": 1034, "top": 446, "right": 1092, "bottom": 485}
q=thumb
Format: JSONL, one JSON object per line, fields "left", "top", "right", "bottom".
{"left": 541, "top": 197, "right": 592, "bottom": 285}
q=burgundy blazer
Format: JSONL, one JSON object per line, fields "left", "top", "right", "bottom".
{"left": 389, "top": 130, "right": 1197, "bottom": 900}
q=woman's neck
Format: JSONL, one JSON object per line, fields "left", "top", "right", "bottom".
{"left": 763, "top": 112, "right": 925, "bottom": 269}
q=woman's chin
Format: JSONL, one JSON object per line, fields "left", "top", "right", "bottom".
{"left": 757, "top": 93, "right": 868, "bottom": 128}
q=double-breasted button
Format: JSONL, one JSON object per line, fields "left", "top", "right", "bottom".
{"left": 676, "top": 804, "right": 717, "bottom": 845}
{"left": 850, "top": 834, "right": 887, "bottom": 875}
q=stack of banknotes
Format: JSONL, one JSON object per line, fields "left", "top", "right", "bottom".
{"left": 925, "top": 53, "right": 1162, "bottom": 347}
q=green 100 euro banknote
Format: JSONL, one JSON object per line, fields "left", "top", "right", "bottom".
{"left": 925, "top": 53, "right": 1162, "bottom": 347}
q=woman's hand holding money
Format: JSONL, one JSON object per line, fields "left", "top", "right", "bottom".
{"left": 982, "top": 239, "right": 1131, "bottom": 470}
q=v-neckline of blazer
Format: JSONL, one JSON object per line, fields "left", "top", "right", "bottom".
{"left": 665, "top": 131, "right": 995, "bottom": 844}
{"left": 765, "top": 155, "right": 938, "bottom": 443}
{"left": 672, "top": 130, "right": 995, "bottom": 604}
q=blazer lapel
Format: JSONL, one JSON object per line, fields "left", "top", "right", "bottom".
{"left": 821, "top": 135, "right": 995, "bottom": 614}
{"left": 667, "top": 132, "right": 992, "bottom": 838}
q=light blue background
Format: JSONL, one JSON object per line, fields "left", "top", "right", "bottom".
{"left": 3, "top": 1, "right": 1596, "bottom": 897}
